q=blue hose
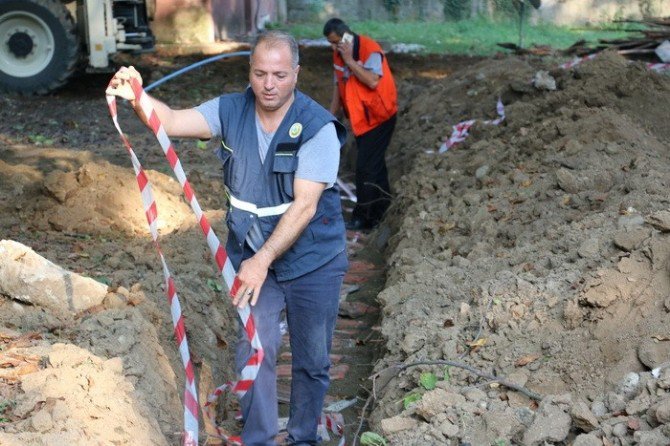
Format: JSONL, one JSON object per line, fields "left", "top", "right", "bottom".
{"left": 144, "top": 50, "right": 251, "bottom": 92}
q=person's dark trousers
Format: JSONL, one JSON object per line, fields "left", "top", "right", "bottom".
{"left": 352, "top": 114, "right": 396, "bottom": 227}
{"left": 235, "top": 250, "right": 348, "bottom": 445}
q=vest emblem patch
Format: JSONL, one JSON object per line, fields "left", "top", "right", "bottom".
{"left": 289, "top": 123, "right": 303, "bottom": 139}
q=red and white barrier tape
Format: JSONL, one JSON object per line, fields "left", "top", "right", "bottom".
{"left": 646, "top": 62, "right": 670, "bottom": 72}
{"left": 558, "top": 53, "right": 598, "bottom": 70}
{"left": 438, "top": 98, "right": 505, "bottom": 154}
{"left": 106, "top": 78, "right": 264, "bottom": 445}
{"left": 559, "top": 53, "right": 670, "bottom": 72}
{"left": 318, "top": 413, "right": 345, "bottom": 443}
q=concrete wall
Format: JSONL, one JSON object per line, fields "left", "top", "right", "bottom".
{"left": 153, "top": 0, "right": 215, "bottom": 44}
{"left": 535, "top": 0, "right": 670, "bottom": 26}
{"left": 287, "top": 0, "right": 670, "bottom": 25}
{"left": 153, "top": 0, "right": 282, "bottom": 43}
{"left": 286, "top": 0, "right": 444, "bottom": 22}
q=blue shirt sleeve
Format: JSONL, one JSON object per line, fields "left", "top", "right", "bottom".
{"left": 195, "top": 97, "right": 221, "bottom": 137}
{"left": 341, "top": 52, "right": 383, "bottom": 81}
{"left": 295, "top": 122, "right": 340, "bottom": 189}
{"left": 364, "top": 52, "right": 383, "bottom": 77}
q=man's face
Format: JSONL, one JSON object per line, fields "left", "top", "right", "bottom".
{"left": 249, "top": 43, "right": 299, "bottom": 113}
{"left": 326, "top": 32, "right": 342, "bottom": 51}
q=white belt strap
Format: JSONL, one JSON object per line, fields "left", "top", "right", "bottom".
{"left": 229, "top": 194, "right": 292, "bottom": 217}
{"left": 333, "top": 63, "right": 345, "bottom": 72}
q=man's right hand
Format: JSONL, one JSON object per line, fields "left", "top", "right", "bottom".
{"left": 106, "top": 65, "right": 212, "bottom": 140}
{"left": 105, "top": 66, "right": 143, "bottom": 104}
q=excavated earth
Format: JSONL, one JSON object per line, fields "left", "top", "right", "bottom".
{"left": 1, "top": 43, "right": 670, "bottom": 446}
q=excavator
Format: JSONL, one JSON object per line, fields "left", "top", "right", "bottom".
{"left": 0, "top": 0, "right": 154, "bottom": 94}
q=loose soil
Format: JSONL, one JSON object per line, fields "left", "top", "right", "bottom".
{"left": 1, "top": 43, "right": 670, "bottom": 446}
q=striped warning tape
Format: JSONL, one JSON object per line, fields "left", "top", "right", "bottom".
{"left": 559, "top": 53, "right": 670, "bottom": 72}
{"left": 106, "top": 78, "right": 263, "bottom": 445}
{"left": 558, "top": 53, "right": 598, "bottom": 70}
{"left": 438, "top": 98, "right": 505, "bottom": 154}
{"left": 318, "top": 413, "right": 345, "bottom": 443}
{"left": 644, "top": 62, "right": 670, "bottom": 71}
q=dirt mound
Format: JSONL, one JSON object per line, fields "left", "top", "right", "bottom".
{"left": 5, "top": 158, "right": 194, "bottom": 235}
{"left": 0, "top": 236, "right": 238, "bottom": 445}
{"left": 371, "top": 51, "right": 670, "bottom": 444}
{"left": 0, "top": 340, "right": 170, "bottom": 445}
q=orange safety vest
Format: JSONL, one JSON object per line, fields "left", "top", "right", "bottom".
{"left": 333, "top": 35, "right": 397, "bottom": 136}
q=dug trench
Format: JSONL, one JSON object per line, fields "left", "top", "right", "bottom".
{"left": 2, "top": 43, "right": 670, "bottom": 446}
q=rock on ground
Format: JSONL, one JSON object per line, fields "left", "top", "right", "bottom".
{"left": 0, "top": 239, "right": 108, "bottom": 315}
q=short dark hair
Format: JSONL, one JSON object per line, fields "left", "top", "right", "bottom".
{"left": 251, "top": 30, "right": 299, "bottom": 68}
{"left": 323, "top": 18, "right": 351, "bottom": 37}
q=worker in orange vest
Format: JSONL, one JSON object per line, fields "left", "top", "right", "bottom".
{"left": 324, "top": 18, "right": 398, "bottom": 230}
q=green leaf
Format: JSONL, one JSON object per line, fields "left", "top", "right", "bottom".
{"left": 207, "top": 278, "right": 223, "bottom": 292}
{"left": 403, "top": 392, "right": 422, "bottom": 410}
{"left": 419, "top": 372, "right": 437, "bottom": 390}
{"left": 196, "top": 140, "right": 208, "bottom": 150}
{"left": 360, "top": 431, "right": 387, "bottom": 446}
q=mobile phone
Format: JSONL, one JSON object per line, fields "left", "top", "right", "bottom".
{"left": 341, "top": 32, "right": 353, "bottom": 44}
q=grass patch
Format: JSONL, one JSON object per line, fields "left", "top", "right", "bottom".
{"left": 0, "top": 399, "right": 15, "bottom": 423}
{"left": 283, "top": 19, "right": 637, "bottom": 56}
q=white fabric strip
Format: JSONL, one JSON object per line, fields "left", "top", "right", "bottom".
{"left": 222, "top": 260, "right": 237, "bottom": 288}
{"left": 157, "top": 127, "right": 170, "bottom": 153}
{"left": 171, "top": 294, "right": 182, "bottom": 323}
{"left": 191, "top": 199, "right": 203, "bottom": 222}
{"left": 174, "top": 160, "right": 187, "bottom": 186}
{"left": 229, "top": 194, "right": 291, "bottom": 217}
{"left": 206, "top": 230, "right": 219, "bottom": 253}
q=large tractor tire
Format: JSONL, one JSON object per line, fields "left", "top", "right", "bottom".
{"left": 0, "top": 0, "right": 80, "bottom": 94}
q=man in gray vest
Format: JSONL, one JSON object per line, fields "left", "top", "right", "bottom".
{"left": 107, "top": 31, "right": 348, "bottom": 445}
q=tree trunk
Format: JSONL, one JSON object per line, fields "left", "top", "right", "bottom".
{"left": 470, "top": 0, "right": 480, "bottom": 17}
{"left": 486, "top": 0, "right": 494, "bottom": 18}
{"left": 470, "top": 0, "right": 493, "bottom": 19}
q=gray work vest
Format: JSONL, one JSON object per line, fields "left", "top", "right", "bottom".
{"left": 215, "top": 88, "right": 347, "bottom": 281}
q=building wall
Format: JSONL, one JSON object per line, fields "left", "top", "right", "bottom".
{"left": 153, "top": 0, "right": 214, "bottom": 44}
{"left": 286, "top": 0, "right": 443, "bottom": 22}
{"left": 535, "top": 0, "right": 670, "bottom": 26}
{"left": 287, "top": 0, "right": 670, "bottom": 25}
{"left": 153, "top": 0, "right": 281, "bottom": 43}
